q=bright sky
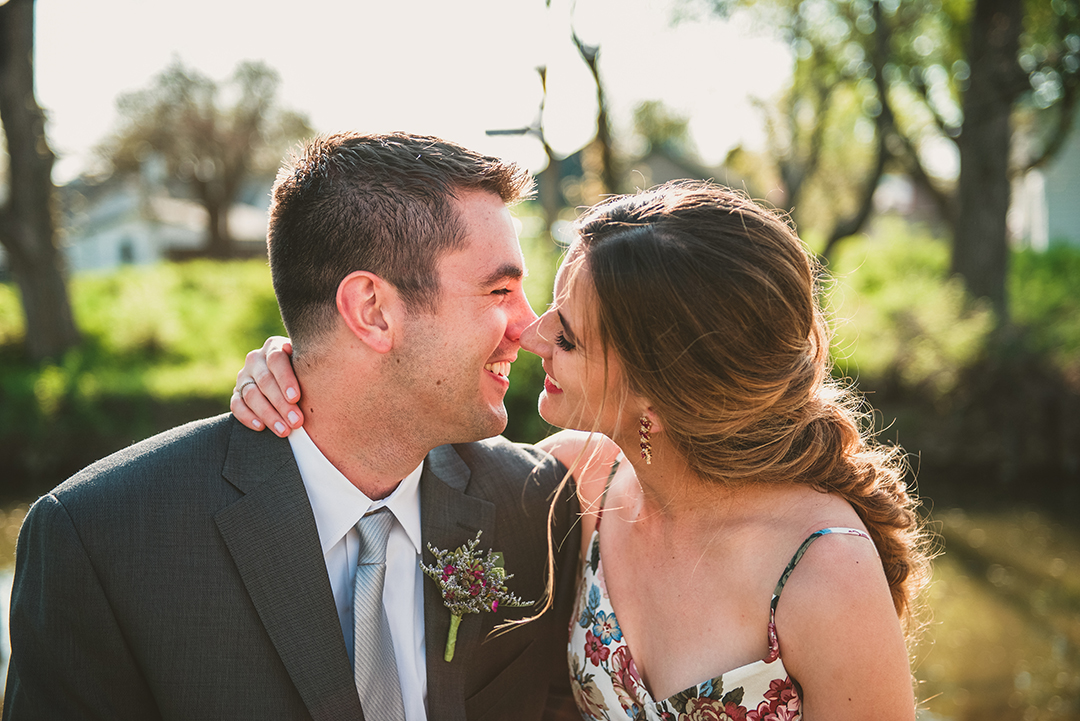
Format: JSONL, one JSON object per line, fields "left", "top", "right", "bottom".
{"left": 35, "top": 0, "right": 792, "bottom": 184}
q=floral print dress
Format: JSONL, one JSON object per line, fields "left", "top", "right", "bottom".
{"left": 568, "top": 502, "right": 871, "bottom": 721}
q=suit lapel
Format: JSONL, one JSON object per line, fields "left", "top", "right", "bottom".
{"left": 214, "top": 422, "right": 363, "bottom": 721}
{"left": 421, "top": 444, "right": 496, "bottom": 721}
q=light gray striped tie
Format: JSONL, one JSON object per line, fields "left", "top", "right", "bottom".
{"left": 353, "top": 508, "right": 405, "bottom": 720}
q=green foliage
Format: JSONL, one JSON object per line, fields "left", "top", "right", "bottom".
{"left": 825, "top": 220, "right": 997, "bottom": 398}
{"left": 825, "top": 221, "right": 1080, "bottom": 398}
{"left": 102, "top": 59, "right": 312, "bottom": 181}
{"left": 69, "top": 260, "right": 286, "bottom": 397}
{"left": 692, "top": 0, "right": 1080, "bottom": 291}
{"left": 1011, "top": 246, "right": 1080, "bottom": 366}
{"left": 631, "top": 100, "right": 695, "bottom": 157}
{"left": 0, "top": 281, "right": 21, "bottom": 347}
{"left": 0, "top": 260, "right": 285, "bottom": 494}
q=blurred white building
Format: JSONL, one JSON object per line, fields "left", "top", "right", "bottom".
{"left": 59, "top": 176, "right": 270, "bottom": 272}
{"left": 1011, "top": 110, "right": 1080, "bottom": 250}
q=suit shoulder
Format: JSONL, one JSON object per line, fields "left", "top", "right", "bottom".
{"left": 452, "top": 436, "right": 565, "bottom": 479}
{"left": 51, "top": 413, "right": 237, "bottom": 501}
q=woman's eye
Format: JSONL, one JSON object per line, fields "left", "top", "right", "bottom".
{"left": 555, "top": 332, "right": 576, "bottom": 352}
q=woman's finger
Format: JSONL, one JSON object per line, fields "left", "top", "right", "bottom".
{"left": 231, "top": 337, "right": 302, "bottom": 436}
{"left": 230, "top": 383, "right": 268, "bottom": 432}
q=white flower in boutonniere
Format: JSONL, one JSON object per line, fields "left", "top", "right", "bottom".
{"left": 420, "top": 530, "right": 532, "bottom": 662}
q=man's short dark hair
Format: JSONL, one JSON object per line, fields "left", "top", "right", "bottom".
{"left": 267, "top": 132, "right": 533, "bottom": 347}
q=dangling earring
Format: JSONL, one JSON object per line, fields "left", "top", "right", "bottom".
{"left": 639, "top": 416, "right": 653, "bottom": 465}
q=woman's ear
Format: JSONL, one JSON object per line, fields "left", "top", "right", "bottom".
{"left": 641, "top": 405, "right": 663, "bottom": 435}
{"left": 336, "top": 271, "right": 398, "bottom": 354}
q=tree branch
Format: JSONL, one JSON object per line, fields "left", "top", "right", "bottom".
{"left": 571, "top": 29, "right": 618, "bottom": 194}
{"left": 821, "top": 0, "right": 894, "bottom": 259}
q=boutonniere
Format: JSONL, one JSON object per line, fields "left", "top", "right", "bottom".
{"left": 420, "top": 530, "right": 532, "bottom": 661}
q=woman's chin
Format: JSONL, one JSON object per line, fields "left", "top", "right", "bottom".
{"left": 536, "top": 404, "right": 564, "bottom": 429}
{"left": 537, "top": 397, "right": 576, "bottom": 431}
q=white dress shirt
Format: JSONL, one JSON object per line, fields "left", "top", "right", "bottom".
{"left": 289, "top": 427, "right": 428, "bottom": 721}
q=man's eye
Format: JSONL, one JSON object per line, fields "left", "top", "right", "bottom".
{"left": 492, "top": 288, "right": 512, "bottom": 296}
{"left": 555, "top": 332, "right": 576, "bottom": 352}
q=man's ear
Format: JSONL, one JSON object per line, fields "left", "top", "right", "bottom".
{"left": 336, "top": 271, "right": 398, "bottom": 354}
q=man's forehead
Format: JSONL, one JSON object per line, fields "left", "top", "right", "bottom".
{"left": 438, "top": 232, "right": 526, "bottom": 280}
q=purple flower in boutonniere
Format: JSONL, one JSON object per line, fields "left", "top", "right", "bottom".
{"left": 420, "top": 530, "right": 532, "bottom": 661}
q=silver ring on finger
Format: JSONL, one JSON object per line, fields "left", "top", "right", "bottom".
{"left": 238, "top": 379, "right": 257, "bottom": 396}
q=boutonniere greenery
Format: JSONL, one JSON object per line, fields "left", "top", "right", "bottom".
{"left": 420, "top": 530, "right": 532, "bottom": 661}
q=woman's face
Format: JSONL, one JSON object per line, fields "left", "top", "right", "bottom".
{"left": 520, "top": 246, "right": 634, "bottom": 435}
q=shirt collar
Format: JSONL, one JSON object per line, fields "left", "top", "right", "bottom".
{"left": 288, "top": 427, "right": 424, "bottom": 556}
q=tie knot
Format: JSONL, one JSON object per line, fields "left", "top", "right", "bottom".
{"left": 357, "top": 507, "right": 394, "bottom": 565}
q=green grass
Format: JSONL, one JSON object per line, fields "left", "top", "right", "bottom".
{"left": 0, "top": 259, "right": 288, "bottom": 493}
{"left": 1, "top": 259, "right": 286, "bottom": 401}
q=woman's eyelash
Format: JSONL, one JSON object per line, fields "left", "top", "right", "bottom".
{"left": 555, "top": 332, "right": 576, "bottom": 352}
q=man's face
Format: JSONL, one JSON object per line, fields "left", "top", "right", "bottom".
{"left": 393, "top": 190, "right": 537, "bottom": 444}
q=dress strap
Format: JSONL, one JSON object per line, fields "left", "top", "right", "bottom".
{"left": 772, "top": 527, "right": 872, "bottom": 600}
{"left": 593, "top": 457, "right": 621, "bottom": 529}
{"left": 762, "top": 527, "right": 871, "bottom": 662}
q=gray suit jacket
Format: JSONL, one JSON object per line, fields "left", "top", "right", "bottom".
{"left": 4, "top": 414, "right": 580, "bottom": 721}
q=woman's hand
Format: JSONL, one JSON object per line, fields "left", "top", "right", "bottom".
{"left": 230, "top": 336, "right": 304, "bottom": 437}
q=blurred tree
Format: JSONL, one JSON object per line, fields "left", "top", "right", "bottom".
{"left": 488, "top": 2, "right": 620, "bottom": 223}
{"left": 0, "top": 0, "right": 81, "bottom": 361}
{"left": 696, "top": 0, "right": 1080, "bottom": 317}
{"left": 572, "top": 30, "right": 620, "bottom": 195}
{"left": 98, "top": 59, "right": 313, "bottom": 258}
{"left": 632, "top": 100, "right": 695, "bottom": 156}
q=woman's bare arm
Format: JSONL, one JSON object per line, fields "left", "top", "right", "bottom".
{"left": 777, "top": 534, "right": 917, "bottom": 721}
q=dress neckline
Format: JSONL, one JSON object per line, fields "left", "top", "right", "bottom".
{"left": 585, "top": 522, "right": 871, "bottom": 706}
{"left": 585, "top": 526, "right": 786, "bottom": 706}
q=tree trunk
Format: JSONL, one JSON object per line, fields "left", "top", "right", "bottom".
{"left": 204, "top": 201, "right": 234, "bottom": 258}
{"left": 0, "top": 0, "right": 80, "bottom": 360}
{"left": 537, "top": 147, "right": 563, "bottom": 239}
{"left": 953, "top": 0, "right": 1025, "bottom": 318}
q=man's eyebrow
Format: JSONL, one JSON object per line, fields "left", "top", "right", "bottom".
{"left": 479, "top": 263, "right": 525, "bottom": 287}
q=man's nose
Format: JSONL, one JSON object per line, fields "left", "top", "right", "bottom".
{"left": 507, "top": 291, "right": 539, "bottom": 340}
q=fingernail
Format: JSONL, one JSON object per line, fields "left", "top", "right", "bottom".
{"left": 286, "top": 387, "right": 297, "bottom": 401}
{"left": 288, "top": 411, "right": 299, "bottom": 425}
{"left": 274, "top": 422, "right": 286, "bottom": 434}
{"left": 252, "top": 419, "right": 263, "bottom": 429}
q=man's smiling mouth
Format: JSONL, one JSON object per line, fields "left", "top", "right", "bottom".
{"left": 484, "top": 361, "right": 511, "bottom": 378}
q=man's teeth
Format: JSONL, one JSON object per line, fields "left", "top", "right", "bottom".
{"left": 549, "top": 376, "right": 562, "bottom": 389}
{"left": 485, "top": 361, "right": 511, "bottom": 377}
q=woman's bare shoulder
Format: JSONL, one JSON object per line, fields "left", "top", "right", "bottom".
{"left": 537, "top": 430, "right": 622, "bottom": 512}
{"left": 774, "top": 529, "right": 916, "bottom": 719}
